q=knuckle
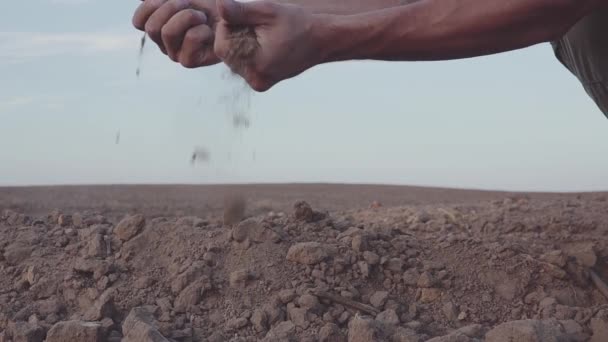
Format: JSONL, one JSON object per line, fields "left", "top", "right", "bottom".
{"left": 249, "top": 77, "right": 270, "bottom": 92}
{"left": 160, "top": 25, "right": 176, "bottom": 41}
{"left": 145, "top": 22, "right": 161, "bottom": 39}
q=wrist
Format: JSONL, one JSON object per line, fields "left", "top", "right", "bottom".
{"left": 310, "top": 13, "right": 351, "bottom": 64}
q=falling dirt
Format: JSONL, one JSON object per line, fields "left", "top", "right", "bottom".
{"left": 1, "top": 185, "right": 608, "bottom": 341}
{"left": 135, "top": 33, "right": 146, "bottom": 78}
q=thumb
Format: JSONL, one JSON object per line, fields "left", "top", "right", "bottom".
{"left": 217, "top": 0, "right": 276, "bottom": 25}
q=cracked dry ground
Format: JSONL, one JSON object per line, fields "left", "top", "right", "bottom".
{"left": 1, "top": 191, "right": 608, "bottom": 342}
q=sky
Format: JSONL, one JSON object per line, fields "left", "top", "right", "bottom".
{"left": 1, "top": 0, "right": 607, "bottom": 192}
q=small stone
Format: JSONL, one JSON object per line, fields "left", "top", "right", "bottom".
{"left": 348, "top": 316, "right": 387, "bottom": 342}
{"left": 563, "top": 243, "right": 597, "bottom": 268}
{"left": 232, "top": 218, "right": 256, "bottom": 242}
{"left": 442, "top": 302, "right": 459, "bottom": 321}
{"left": 294, "top": 201, "right": 314, "bottom": 222}
{"left": 485, "top": 319, "right": 568, "bottom": 342}
{"left": 457, "top": 324, "right": 484, "bottom": 338}
{"left": 46, "top": 321, "right": 102, "bottom": 342}
{"left": 72, "top": 213, "right": 83, "bottom": 227}
{"left": 265, "top": 320, "right": 296, "bottom": 340}
{"left": 370, "top": 291, "right": 389, "bottom": 309}
{"left": 35, "top": 298, "right": 64, "bottom": 317}
{"left": 319, "top": 323, "right": 345, "bottom": 342}
{"left": 134, "top": 276, "right": 155, "bottom": 290}
{"left": 541, "top": 251, "right": 567, "bottom": 268}
{"left": 590, "top": 314, "right": 608, "bottom": 342}
{"left": 337, "top": 311, "right": 351, "bottom": 325}
{"left": 88, "top": 234, "right": 107, "bottom": 258}
{"left": 363, "top": 252, "right": 380, "bottom": 265}
{"left": 386, "top": 258, "right": 403, "bottom": 272}
{"left": 122, "top": 307, "right": 169, "bottom": 342}
{"left": 58, "top": 214, "right": 72, "bottom": 227}
{"left": 391, "top": 327, "right": 422, "bottom": 342}
{"left": 173, "top": 283, "right": 202, "bottom": 313}
{"left": 402, "top": 269, "right": 420, "bottom": 286}
{"left": 352, "top": 235, "right": 369, "bottom": 253}
{"left": 286, "top": 242, "right": 330, "bottom": 265}
{"left": 419, "top": 288, "right": 441, "bottom": 303}
{"left": 226, "top": 317, "right": 249, "bottom": 331}
{"left": 7, "top": 321, "right": 46, "bottom": 342}
{"left": 83, "top": 288, "right": 115, "bottom": 321}
{"left": 25, "top": 265, "right": 39, "bottom": 285}
{"left": 376, "top": 309, "right": 400, "bottom": 326}
{"left": 278, "top": 289, "right": 297, "bottom": 304}
{"left": 458, "top": 312, "right": 467, "bottom": 321}
{"left": 298, "top": 294, "right": 321, "bottom": 312}
{"left": 4, "top": 246, "right": 33, "bottom": 265}
{"left": 114, "top": 214, "right": 146, "bottom": 241}
{"left": 287, "top": 304, "right": 309, "bottom": 329}
{"left": 229, "top": 270, "right": 253, "bottom": 288}
{"left": 251, "top": 309, "right": 268, "bottom": 332}
{"left": 358, "top": 261, "right": 370, "bottom": 278}
{"left": 417, "top": 272, "right": 436, "bottom": 288}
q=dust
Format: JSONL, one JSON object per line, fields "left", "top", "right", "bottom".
{"left": 136, "top": 33, "right": 146, "bottom": 78}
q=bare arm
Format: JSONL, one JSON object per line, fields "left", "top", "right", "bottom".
{"left": 279, "top": 0, "right": 419, "bottom": 15}
{"left": 313, "top": 0, "right": 605, "bottom": 61}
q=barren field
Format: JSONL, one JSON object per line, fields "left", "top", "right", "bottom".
{"left": 1, "top": 184, "right": 607, "bottom": 342}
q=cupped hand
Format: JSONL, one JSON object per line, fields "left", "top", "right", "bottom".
{"left": 133, "top": 0, "right": 221, "bottom": 67}
{"left": 214, "top": 0, "right": 324, "bottom": 91}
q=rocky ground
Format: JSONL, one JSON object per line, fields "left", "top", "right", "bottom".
{"left": 1, "top": 185, "right": 608, "bottom": 342}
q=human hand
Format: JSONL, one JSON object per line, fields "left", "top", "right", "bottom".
{"left": 214, "top": 0, "right": 325, "bottom": 91}
{"left": 133, "top": 0, "right": 221, "bottom": 67}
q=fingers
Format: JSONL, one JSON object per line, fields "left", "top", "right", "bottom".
{"left": 132, "top": 0, "right": 167, "bottom": 31}
{"left": 144, "top": 0, "right": 194, "bottom": 52}
{"left": 216, "top": 0, "right": 277, "bottom": 26}
{"left": 179, "top": 25, "right": 218, "bottom": 68}
{"left": 162, "top": 9, "right": 207, "bottom": 61}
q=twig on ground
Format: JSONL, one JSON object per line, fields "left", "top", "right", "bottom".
{"left": 312, "top": 290, "right": 380, "bottom": 316}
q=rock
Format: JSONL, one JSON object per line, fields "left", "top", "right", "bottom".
{"left": 265, "top": 320, "right": 296, "bottom": 340}
{"left": 294, "top": 201, "right": 314, "bottom": 222}
{"left": 376, "top": 309, "right": 400, "bottom": 326}
{"left": 442, "top": 302, "right": 459, "bottom": 321}
{"left": 46, "top": 321, "right": 102, "bottom": 342}
{"left": 425, "top": 332, "right": 472, "bottom": 342}
{"left": 35, "top": 298, "right": 64, "bottom": 317}
{"left": 347, "top": 316, "right": 387, "bottom": 342}
{"left": 72, "top": 213, "right": 83, "bottom": 227}
{"left": 419, "top": 288, "right": 441, "bottom": 303}
{"left": 122, "top": 307, "right": 169, "bottom": 342}
{"left": 87, "top": 234, "right": 107, "bottom": 258}
{"left": 319, "top": 323, "right": 346, "bottom": 342}
{"left": 563, "top": 243, "right": 597, "bottom": 268}
{"left": 134, "top": 277, "right": 155, "bottom": 290}
{"left": 232, "top": 219, "right": 254, "bottom": 242}
{"left": 229, "top": 270, "right": 253, "bottom": 288}
{"left": 485, "top": 319, "right": 568, "bottom": 342}
{"left": 590, "top": 314, "right": 608, "bottom": 342}
{"left": 4, "top": 246, "right": 33, "bottom": 265}
{"left": 83, "top": 288, "right": 115, "bottom": 321}
{"left": 25, "top": 265, "right": 39, "bottom": 285}
{"left": 390, "top": 327, "right": 422, "bottom": 342}
{"left": 173, "top": 283, "right": 201, "bottom": 313}
{"left": 359, "top": 261, "right": 370, "bottom": 278}
{"left": 560, "top": 320, "right": 587, "bottom": 342}
{"left": 417, "top": 272, "right": 436, "bottom": 288}
{"left": 6, "top": 321, "right": 46, "bottom": 342}
{"left": 226, "top": 317, "right": 249, "bottom": 331}
{"left": 114, "top": 214, "right": 146, "bottom": 241}
{"left": 278, "top": 289, "right": 297, "bottom": 304}
{"left": 58, "top": 214, "right": 72, "bottom": 227}
{"left": 402, "top": 269, "right": 420, "bottom": 286}
{"left": 287, "top": 304, "right": 309, "bottom": 328}
{"left": 456, "top": 324, "right": 484, "bottom": 338}
{"left": 386, "top": 258, "right": 403, "bottom": 272}
{"left": 73, "top": 259, "right": 111, "bottom": 280}
{"left": 298, "top": 294, "right": 321, "bottom": 312}
{"left": 251, "top": 309, "right": 268, "bottom": 332}
{"left": 352, "top": 235, "right": 369, "bottom": 253}
{"left": 541, "top": 251, "right": 567, "bottom": 268}
{"left": 286, "top": 242, "right": 330, "bottom": 265}
{"left": 370, "top": 291, "right": 389, "bottom": 309}
{"left": 363, "top": 252, "right": 380, "bottom": 266}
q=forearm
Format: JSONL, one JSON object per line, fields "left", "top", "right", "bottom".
{"left": 278, "top": 0, "right": 418, "bottom": 15}
{"left": 313, "top": 0, "right": 600, "bottom": 61}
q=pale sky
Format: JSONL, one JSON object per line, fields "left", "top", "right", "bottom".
{"left": 1, "top": 0, "right": 607, "bottom": 191}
